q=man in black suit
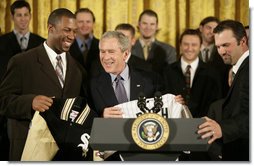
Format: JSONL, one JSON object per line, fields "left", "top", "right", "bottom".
{"left": 198, "top": 20, "right": 249, "bottom": 161}
{"left": 164, "top": 29, "right": 222, "bottom": 119}
{"left": 0, "top": 0, "right": 45, "bottom": 80}
{"left": 0, "top": 0, "right": 44, "bottom": 161}
{"left": 69, "top": 8, "right": 100, "bottom": 77}
{"left": 0, "top": 8, "right": 88, "bottom": 161}
{"left": 89, "top": 31, "right": 162, "bottom": 118}
{"left": 131, "top": 9, "right": 176, "bottom": 76}
{"left": 199, "top": 16, "right": 231, "bottom": 97}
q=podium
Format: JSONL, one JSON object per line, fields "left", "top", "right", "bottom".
{"left": 90, "top": 118, "right": 210, "bottom": 161}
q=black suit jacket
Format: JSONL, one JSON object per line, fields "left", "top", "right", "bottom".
{"left": 163, "top": 59, "right": 222, "bottom": 117}
{"left": 131, "top": 39, "right": 176, "bottom": 75}
{"left": 0, "top": 45, "right": 87, "bottom": 160}
{"left": 220, "top": 56, "right": 249, "bottom": 161}
{"left": 199, "top": 46, "right": 231, "bottom": 97}
{"left": 69, "top": 37, "right": 100, "bottom": 75}
{"left": 89, "top": 66, "right": 162, "bottom": 116}
{"left": 0, "top": 31, "right": 45, "bottom": 80}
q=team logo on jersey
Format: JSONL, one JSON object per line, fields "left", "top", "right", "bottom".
{"left": 131, "top": 113, "right": 169, "bottom": 150}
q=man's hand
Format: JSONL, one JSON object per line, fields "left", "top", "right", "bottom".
{"left": 103, "top": 107, "right": 123, "bottom": 118}
{"left": 197, "top": 116, "right": 222, "bottom": 144}
{"left": 174, "top": 95, "right": 185, "bottom": 105}
{"left": 32, "top": 95, "right": 53, "bottom": 112}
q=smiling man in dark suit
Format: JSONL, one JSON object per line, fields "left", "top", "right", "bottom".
{"left": 89, "top": 31, "right": 162, "bottom": 118}
{"left": 198, "top": 20, "right": 249, "bottom": 161}
{"left": 0, "top": 8, "right": 88, "bottom": 161}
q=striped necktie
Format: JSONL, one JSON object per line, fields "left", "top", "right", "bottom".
{"left": 185, "top": 65, "right": 191, "bottom": 104}
{"left": 114, "top": 75, "right": 128, "bottom": 103}
{"left": 55, "top": 55, "right": 64, "bottom": 87}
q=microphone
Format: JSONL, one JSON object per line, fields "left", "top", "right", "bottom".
{"left": 137, "top": 92, "right": 147, "bottom": 114}
{"left": 153, "top": 91, "right": 163, "bottom": 113}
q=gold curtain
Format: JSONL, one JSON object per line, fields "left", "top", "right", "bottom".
{"left": 0, "top": 0, "right": 249, "bottom": 48}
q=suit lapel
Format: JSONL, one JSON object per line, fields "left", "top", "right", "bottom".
{"left": 224, "top": 56, "right": 249, "bottom": 103}
{"left": 130, "top": 69, "right": 144, "bottom": 100}
{"left": 97, "top": 73, "right": 118, "bottom": 105}
{"left": 37, "top": 45, "right": 62, "bottom": 89}
{"left": 10, "top": 32, "right": 22, "bottom": 53}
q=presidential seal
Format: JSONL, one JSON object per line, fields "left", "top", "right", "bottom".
{"left": 131, "top": 113, "right": 169, "bottom": 150}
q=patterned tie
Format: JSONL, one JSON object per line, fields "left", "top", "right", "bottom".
{"left": 20, "top": 36, "right": 27, "bottom": 51}
{"left": 55, "top": 55, "right": 64, "bottom": 87}
{"left": 185, "top": 65, "right": 191, "bottom": 104}
{"left": 203, "top": 48, "right": 209, "bottom": 62}
{"left": 114, "top": 75, "right": 128, "bottom": 103}
{"left": 143, "top": 44, "right": 149, "bottom": 60}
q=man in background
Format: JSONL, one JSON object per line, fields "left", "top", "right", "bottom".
{"left": 132, "top": 9, "right": 176, "bottom": 76}
{"left": 0, "top": 0, "right": 45, "bottom": 80}
{"left": 199, "top": 16, "right": 231, "bottom": 97}
{"left": 69, "top": 8, "right": 100, "bottom": 77}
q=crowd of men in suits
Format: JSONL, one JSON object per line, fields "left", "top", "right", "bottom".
{"left": 0, "top": 0, "right": 249, "bottom": 161}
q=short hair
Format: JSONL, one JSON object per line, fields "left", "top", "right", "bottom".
{"left": 199, "top": 16, "right": 220, "bottom": 26}
{"left": 100, "top": 31, "right": 129, "bottom": 52}
{"left": 75, "top": 8, "right": 95, "bottom": 22}
{"left": 115, "top": 23, "right": 135, "bottom": 37}
{"left": 138, "top": 9, "right": 158, "bottom": 23}
{"left": 48, "top": 8, "right": 75, "bottom": 26}
{"left": 179, "top": 29, "right": 202, "bottom": 45}
{"left": 10, "top": 0, "right": 31, "bottom": 15}
{"left": 213, "top": 20, "right": 247, "bottom": 45}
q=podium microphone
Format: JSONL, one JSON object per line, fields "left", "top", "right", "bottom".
{"left": 137, "top": 92, "right": 147, "bottom": 114}
{"left": 153, "top": 91, "right": 163, "bottom": 113}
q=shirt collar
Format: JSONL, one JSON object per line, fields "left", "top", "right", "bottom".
{"left": 14, "top": 29, "right": 30, "bottom": 40}
{"left": 76, "top": 34, "right": 93, "bottom": 49}
{"left": 232, "top": 50, "right": 249, "bottom": 74}
{"left": 201, "top": 44, "right": 214, "bottom": 52}
{"left": 139, "top": 38, "right": 155, "bottom": 47}
{"left": 110, "top": 64, "right": 129, "bottom": 83}
{"left": 43, "top": 41, "right": 66, "bottom": 63}
{"left": 180, "top": 56, "right": 199, "bottom": 73}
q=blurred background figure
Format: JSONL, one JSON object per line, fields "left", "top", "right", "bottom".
{"left": 132, "top": 9, "right": 176, "bottom": 76}
{"left": 69, "top": 8, "right": 100, "bottom": 78}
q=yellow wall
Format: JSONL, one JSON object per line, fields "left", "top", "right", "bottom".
{"left": 0, "top": 0, "right": 249, "bottom": 48}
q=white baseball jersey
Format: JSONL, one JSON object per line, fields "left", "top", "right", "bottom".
{"left": 114, "top": 93, "right": 192, "bottom": 118}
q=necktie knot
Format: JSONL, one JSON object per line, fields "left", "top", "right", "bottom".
{"left": 185, "top": 65, "right": 191, "bottom": 74}
{"left": 56, "top": 55, "right": 62, "bottom": 61}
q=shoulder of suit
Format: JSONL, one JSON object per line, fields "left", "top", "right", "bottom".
{"left": 29, "top": 32, "right": 45, "bottom": 41}
{"left": 154, "top": 40, "right": 175, "bottom": 49}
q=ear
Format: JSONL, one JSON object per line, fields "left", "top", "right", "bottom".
{"left": 199, "top": 25, "right": 203, "bottom": 32}
{"left": 48, "top": 24, "right": 54, "bottom": 33}
{"left": 123, "top": 50, "right": 129, "bottom": 61}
